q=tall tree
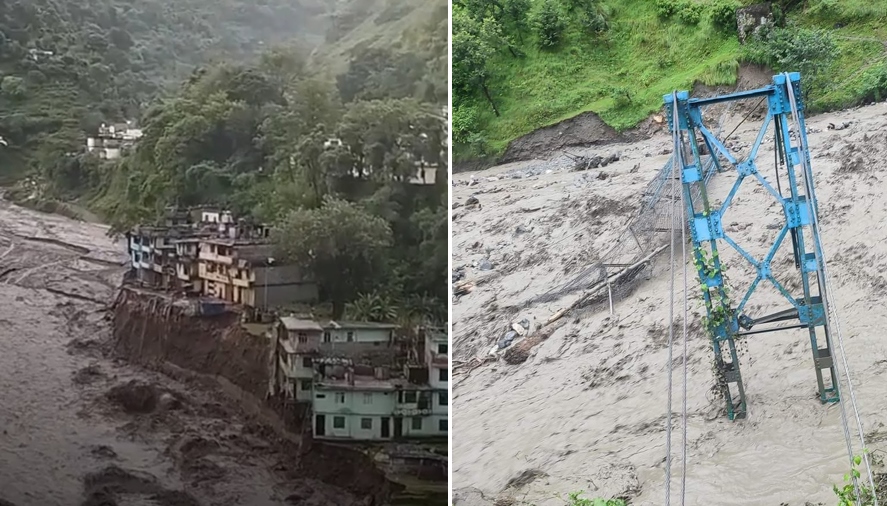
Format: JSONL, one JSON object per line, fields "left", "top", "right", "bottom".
{"left": 273, "top": 197, "right": 393, "bottom": 318}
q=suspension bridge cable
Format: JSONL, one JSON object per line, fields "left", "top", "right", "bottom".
{"left": 664, "top": 92, "right": 681, "bottom": 506}
{"left": 784, "top": 74, "right": 877, "bottom": 505}
{"left": 678, "top": 101, "right": 690, "bottom": 506}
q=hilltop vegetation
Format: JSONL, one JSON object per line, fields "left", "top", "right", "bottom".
{"left": 0, "top": 0, "right": 449, "bottom": 323}
{"left": 453, "top": 0, "right": 887, "bottom": 161}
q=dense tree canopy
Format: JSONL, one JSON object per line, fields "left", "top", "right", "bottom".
{"left": 0, "top": 0, "right": 449, "bottom": 323}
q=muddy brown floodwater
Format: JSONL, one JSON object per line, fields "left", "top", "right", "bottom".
{"left": 0, "top": 198, "right": 358, "bottom": 506}
{"left": 453, "top": 100, "right": 887, "bottom": 506}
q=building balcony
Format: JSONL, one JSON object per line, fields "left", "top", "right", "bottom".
{"left": 198, "top": 251, "right": 233, "bottom": 265}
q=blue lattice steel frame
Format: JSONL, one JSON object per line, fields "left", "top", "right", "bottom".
{"left": 664, "top": 72, "right": 839, "bottom": 421}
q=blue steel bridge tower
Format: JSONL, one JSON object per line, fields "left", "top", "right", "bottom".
{"left": 664, "top": 72, "right": 839, "bottom": 420}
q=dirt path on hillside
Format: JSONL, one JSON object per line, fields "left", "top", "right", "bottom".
{"left": 452, "top": 99, "right": 887, "bottom": 506}
{"left": 0, "top": 200, "right": 362, "bottom": 506}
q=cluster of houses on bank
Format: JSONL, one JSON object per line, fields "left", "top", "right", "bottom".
{"left": 272, "top": 319, "right": 448, "bottom": 440}
{"left": 125, "top": 207, "right": 318, "bottom": 316}
{"left": 124, "top": 207, "right": 449, "bottom": 442}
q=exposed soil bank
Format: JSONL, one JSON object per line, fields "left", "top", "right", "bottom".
{"left": 109, "top": 287, "right": 404, "bottom": 505}
{"left": 111, "top": 288, "right": 270, "bottom": 400}
{"left": 456, "top": 64, "right": 775, "bottom": 172}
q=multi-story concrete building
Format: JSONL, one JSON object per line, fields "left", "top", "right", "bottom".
{"left": 275, "top": 316, "right": 324, "bottom": 402}
{"left": 197, "top": 239, "right": 317, "bottom": 307}
{"left": 272, "top": 316, "right": 448, "bottom": 441}
{"left": 424, "top": 327, "right": 449, "bottom": 435}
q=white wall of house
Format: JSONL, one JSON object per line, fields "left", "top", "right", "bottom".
{"left": 431, "top": 389, "right": 448, "bottom": 416}
{"left": 314, "top": 389, "right": 396, "bottom": 416}
{"left": 316, "top": 413, "right": 393, "bottom": 440}
{"left": 313, "top": 389, "right": 397, "bottom": 440}
{"left": 295, "top": 377, "right": 313, "bottom": 401}
{"left": 323, "top": 327, "right": 392, "bottom": 344}
{"left": 278, "top": 352, "right": 314, "bottom": 378}
{"left": 431, "top": 415, "right": 448, "bottom": 435}
{"left": 400, "top": 414, "right": 448, "bottom": 437}
{"left": 429, "top": 365, "right": 448, "bottom": 390}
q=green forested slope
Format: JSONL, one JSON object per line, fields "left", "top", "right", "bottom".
{"left": 453, "top": 0, "right": 887, "bottom": 161}
{"left": 1, "top": 0, "right": 449, "bottom": 323}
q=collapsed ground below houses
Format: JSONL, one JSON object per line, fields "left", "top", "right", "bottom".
{"left": 109, "top": 287, "right": 404, "bottom": 504}
{"left": 452, "top": 95, "right": 887, "bottom": 506}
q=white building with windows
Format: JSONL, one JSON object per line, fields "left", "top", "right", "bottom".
{"left": 312, "top": 373, "right": 401, "bottom": 440}
{"left": 275, "top": 317, "right": 324, "bottom": 402}
{"left": 272, "top": 316, "right": 449, "bottom": 441}
{"left": 310, "top": 357, "right": 448, "bottom": 441}
{"left": 424, "top": 327, "right": 448, "bottom": 434}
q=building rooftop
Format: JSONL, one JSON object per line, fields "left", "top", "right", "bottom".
{"left": 280, "top": 317, "right": 323, "bottom": 332}
{"left": 326, "top": 321, "right": 398, "bottom": 330}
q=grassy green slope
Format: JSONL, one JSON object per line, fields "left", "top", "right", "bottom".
{"left": 456, "top": 0, "right": 887, "bottom": 161}
{"left": 310, "top": 0, "right": 448, "bottom": 76}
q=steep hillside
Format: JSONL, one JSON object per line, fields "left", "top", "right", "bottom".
{"left": 453, "top": 0, "right": 887, "bottom": 162}
{"left": 312, "top": 0, "right": 448, "bottom": 78}
{"left": 0, "top": 0, "right": 333, "bottom": 183}
{"left": 0, "top": 0, "right": 447, "bottom": 186}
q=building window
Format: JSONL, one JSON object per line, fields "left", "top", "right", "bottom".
{"left": 316, "top": 394, "right": 326, "bottom": 399}
{"left": 363, "top": 393, "right": 373, "bottom": 405}
{"left": 346, "top": 331, "right": 354, "bottom": 342}
{"left": 438, "top": 343, "right": 448, "bottom": 354}
{"left": 403, "top": 391, "right": 417, "bottom": 404}
{"left": 360, "top": 418, "right": 372, "bottom": 430}
{"left": 335, "top": 392, "right": 345, "bottom": 404}
{"left": 438, "top": 391, "right": 447, "bottom": 406}
{"left": 439, "top": 368, "right": 448, "bottom": 382}
{"left": 323, "top": 331, "right": 331, "bottom": 343}
{"left": 298, "top": 332, "right": 307, "bottom": 343}
{"left": 333, "top": 416, "right": 345, "bottom": 429}
{"left": 302, "top": 357, "right": 312, "bottom": 368}
{"left": 300, "top": 380, "right": 312, "bottom": 391}
{"left": 439, "top": 419, "right": 447, "bottom": 432}
{"left": 411, "top": 417, "right": 422, "bottom": 430}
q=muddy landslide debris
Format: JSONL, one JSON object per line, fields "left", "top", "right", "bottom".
{"left": 106, "top": 380, "right": 182, "bottom": 414}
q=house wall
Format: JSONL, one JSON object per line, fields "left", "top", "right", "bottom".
{"left": 279, "top": 351, "right": 315, "bottom": 379}
{"left": 256, "top": 282, "right": 318, "bottom": 307}
{"left": 324, "top": 327, "right": 391, "bottom": 344}
{"left": 313, "top": 389, "right": 397, "bottom": 440}
{"left": 431, "top": 389, "right": 448, "bottom": 416}
{"left": 400, "top": 414, "right": 447, "bottom": 437}
{"left": 429, "top": 365, "right": 447, "bottom": 390}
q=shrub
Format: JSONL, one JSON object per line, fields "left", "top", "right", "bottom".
{"left": 655, "top": 0, "right": 680, "bottom": 19}
{"left": 563, "top": 491, "right": 627, "bottom": 506}
{"left": 859, "top": 63, "right": 887, "bottom": 103}
{"left": 678, "top": 2, "right": 704, "bottom": 24}
{"left": 741, "top": 23, "right": 838, "bottom": 99}
{"left": 711, "top": 0, "right": 740, "bottom": 32}
{"left": 610, "top": 86, "right": 632, "bottom": 107}
{"left": 534, "top": 0, "right": 567, "bottom": 49}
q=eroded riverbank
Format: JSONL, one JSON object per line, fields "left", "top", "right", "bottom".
{"left": 0, "top": 198, "right": 387, "bottom": 505}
